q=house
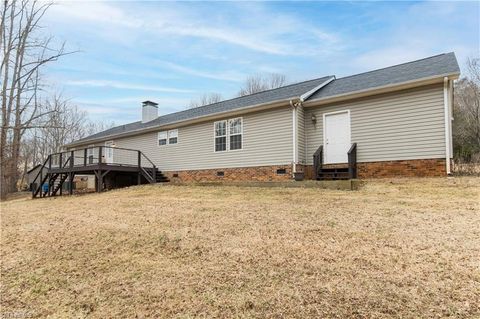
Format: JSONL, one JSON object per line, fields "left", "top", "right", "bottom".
{"left": 31, "top": 52, "right": 460, "bottom": 197}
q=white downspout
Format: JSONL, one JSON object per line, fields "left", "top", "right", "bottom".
{"left": 443, "top": 77, "right": 451, "bottom": 175}
{"left": 290, "top": 100, "right": 297, "bottom": 174}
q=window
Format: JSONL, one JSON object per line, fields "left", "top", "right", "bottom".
{"left": 214, "top": 117, "right": 242, "bottom": 152}
{"left": 87, "top": 145, "right": 95, "bottom": 164}
{"left": 168, "top": 129, "right": 178, "bottom": 144}
{"left": 214, "top": 121, "right": 227, "bottom": 152}
{"left": 158, "top": 131, "right": 167, "bottom": 146}
{"left": 159, "top": 129, "right": 178, "bottom": 146}
{"left": 229, "top": 118, "right": 242, "bottom": 150}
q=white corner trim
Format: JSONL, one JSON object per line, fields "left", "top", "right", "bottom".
{"left": 300, "top": 76, "right": 336, "bottom": 102}
{"left": 443, "top": 77, "right": 451, "bottom": 174}
{"left": 290, "top": 100, "right": 297, "bottom": 173}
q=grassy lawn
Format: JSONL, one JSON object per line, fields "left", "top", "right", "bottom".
{"left": 1, "top": 178, "right": 479, "bottom": 318}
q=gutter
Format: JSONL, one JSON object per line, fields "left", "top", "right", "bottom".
{"left": 290, "top": 100, "right": 297, "bottom": 174}
{"left": 443, "top": 77, "right": 452, "bottom": 175}
{"left": 65, "top": 98, "right": 294, "bottom": 148}
{"left": 302, "top": 72, "right": 460, "bottom": 108}
{"left": 66, "top": 72, "right": 460, "bottom": 149}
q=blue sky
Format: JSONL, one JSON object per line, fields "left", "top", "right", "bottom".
{"left": 42, "top": 1, "right": 479, "bottom": 125}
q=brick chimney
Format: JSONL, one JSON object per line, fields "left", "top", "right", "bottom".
{"left": 142, "top": 100, "right": 158, "bottom": 123}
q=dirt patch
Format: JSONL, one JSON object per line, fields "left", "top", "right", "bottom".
{"left": 1, "top": 177, "right": 479, "bottom": 318}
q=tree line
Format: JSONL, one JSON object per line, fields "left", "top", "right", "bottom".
{"left": 1, "top": 0, "right": 479, "bottom": 199}
{"left": 0, "top": 0, "right": 111, "bottom": 199}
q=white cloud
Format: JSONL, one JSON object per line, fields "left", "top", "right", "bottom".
{"left": 47, "top": 1, "right": 341, "bottom": 57}
{"left": 154, "top": 61, "right": 245, "bottom": 82}
{"left": 66, "top": 80, "right": 194, "bottom": 94}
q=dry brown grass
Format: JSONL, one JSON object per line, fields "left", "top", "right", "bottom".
{"left": 1, "top": 178, "right": 479, "bottom": 318}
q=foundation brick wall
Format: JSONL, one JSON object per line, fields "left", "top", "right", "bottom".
{"left": 163, "top": 159, "right": 447, "bottom": 182}
{"left": 164, "top": 165, "right": 293, "bottom": 182}
{"left": 302, "top": 158, "right": 447, "bottom": 179}
{"left": 357, "top": 158, "right": 447, "bottom": 178}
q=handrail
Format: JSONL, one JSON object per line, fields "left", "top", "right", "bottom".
{"left": 139, "top": 152, "right": 156, "bottom": 183}
{"left": 32, "top": 155, "right": 50, "bottom": 186}
{"left": 313, "top": 145, "right": 323, "bottom": 180}
{"left": 31, "top": 155, "right": 51, "bottom": 197}
{"left": 348, "top": 143, "right": 357, "bottom": 179}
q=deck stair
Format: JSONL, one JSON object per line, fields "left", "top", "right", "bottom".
{"left": 32, "top": 146, "right": 169, "bottom": 198}
{"left": 313, "top": 143, "right": 357, "bottom": 181}
{"left": 155, "top": 170, "right": 170, "bottom": 183}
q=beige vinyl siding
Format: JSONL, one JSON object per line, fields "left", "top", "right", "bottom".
{"left": 304, "top": 84, "right": 446, "bottom": 164}
{"left": 297, "top": 105, "right": 306, "bottom": 164}
{"left": 77, "top": 106, "right": 293, "bottom": 171}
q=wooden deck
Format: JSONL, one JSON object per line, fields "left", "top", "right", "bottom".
{"left": 31, "top": 146, "right": 168, "bottom": 198}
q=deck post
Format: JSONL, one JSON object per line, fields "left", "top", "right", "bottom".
{"left": 138, "top": 151, "right": 141, "bottom": 168}
{"left": 96, "top": 170, "right": 104, "bottom": 192}
{"left": 59, "top": 153, "right": 63, "bottom": 169}
{"left": 69, "top": 173, "right": 74, "bottom": 195}
{"left": 84, "top": 149, "right": 87, "bottom": 166}
{"left": 60, "top": 174, "right": 63, "bottom": 196}
{"left": 70, "top": 151, "right": 74, "bottom": 168}
{"left": 138, "top": 173, "right": 141, "bottom": 185}
{"left": 94, "top": 171, "right": 98, "bottom": 192}
{"left": 98, "top": 147, "right": 103, "bottom": 165}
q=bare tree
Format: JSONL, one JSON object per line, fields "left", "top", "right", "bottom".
{"left": 238, "top": 73, "right": 287, "bottom": 97}
{"left": 18, "top": 95, "right": 115, "bottom": 188}
{"left": 84, "top": 120, "right": 116, "bottom": 137}
{"left": 189, "top": 93, "right": 223, "bottom": 108}
{"left": 0, "top": 0, "right": 73, "bottom": 198}
{"left": 453, "top": 57, "right": 480, "bottom": 162}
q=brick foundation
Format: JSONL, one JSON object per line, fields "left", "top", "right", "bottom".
{"left": 163, "top": 159, "right": 447, "bottom": 182}
{"left": 357, "top": 158, "right": 446, "bottom": 178}
{"left": 164, "top": 165, "right": 293, "bottom": 182}
{"left": 302, "top": 158, "right": 447, "bottom": 179}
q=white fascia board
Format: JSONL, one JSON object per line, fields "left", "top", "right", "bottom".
{"left": 64, "top": 98, "right": 295, "bottom": 148}
{"left": 302, "top": 72, "right": 460, "bottom": 108}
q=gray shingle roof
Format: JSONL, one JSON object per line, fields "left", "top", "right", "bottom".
{"left": 308, "top": 52, "right": 459, "bottom": 101}
{"left": 72, "top": 52, "right": 459, "bottom": 145}
{"left": 73, "top": 75, "right": 334, "bottom": 143}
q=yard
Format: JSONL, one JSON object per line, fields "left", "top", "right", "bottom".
{"left": 1, "top": 178, "right": 479, "bottom": 318}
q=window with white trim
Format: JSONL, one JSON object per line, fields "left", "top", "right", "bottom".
{"left": 158, "top": 131, "right": 167, "bottom": 146}
{"left": 214, "top": 121, "right": 227, "bottom": 152}
{"left": 159, "top": 129, "right": 178, "bottom": 146}
{"left": 229, "top": 118, "right": 242, "bottom": 150}
{"left": 214, "top": 117, "right": 243, "bottom": 152}
{"left": 168, "top": 129, "right": 178, "bottom": 144}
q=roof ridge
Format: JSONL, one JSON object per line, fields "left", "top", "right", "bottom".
{"left": 152, "top": 75, "right": 334, "bottom": 119}
{"left": 336, "top": 52, "right": 452, "bottom": 81}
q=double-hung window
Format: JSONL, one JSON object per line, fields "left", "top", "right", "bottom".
{"left": 214, "top": 117, "right": 242, "bottom": 152}
{"left": 214, "top": 121, "right": 227, "bottom": 152}
{"left": 159, "top": 129, "right": 178, "bottom": 146}
{"left": 158, "top": 131, "right": 167, "bottom": 146}
{"left": 168, "top": 129, "right": 178, "bottom": 144}
{"left": 229, "top": 118, "right": 242, "bottom": 150}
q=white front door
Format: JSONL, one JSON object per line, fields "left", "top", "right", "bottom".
{"left": 104, "top": 141, "right": 114, "bottom": 164}
{"left": 324, "top": 111, "right": 351, "bottom": 164}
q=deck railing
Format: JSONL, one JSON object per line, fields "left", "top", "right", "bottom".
{"left": 347, "top": 143, "right": 357, "bottom": 179}
{"left": 31, "top": 146, "right": 157, "bottom": 197}
{"left": 313, "top": 145, "right": 323, "bottom": 180}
